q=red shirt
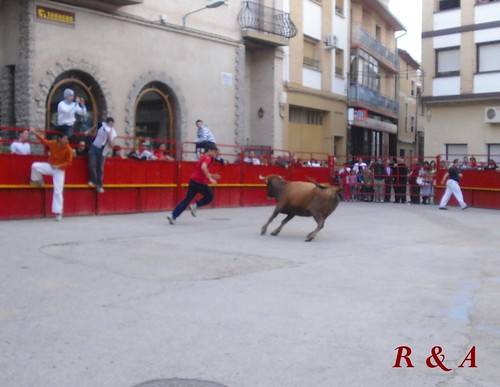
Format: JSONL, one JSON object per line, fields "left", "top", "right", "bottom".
{"left": 190, "top": 154, "right": 213, "bottom": 184}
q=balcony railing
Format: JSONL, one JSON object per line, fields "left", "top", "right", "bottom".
{"left": 354, "top": 27, "right": 399, "bottom": 69}
{"left": 303, "top": 57, "right": 320, "bottom": 69}
{"left": 349, "top": 84, "right": 398, "bottom": 116}
{"left": 238, "top": 1, "right": 298, "bottom": 39}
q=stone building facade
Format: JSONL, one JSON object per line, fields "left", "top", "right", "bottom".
{"left": 0, "top": 0, "right": 297, "bottom": 159}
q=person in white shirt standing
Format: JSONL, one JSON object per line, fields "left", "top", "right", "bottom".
{"left": 10, "top": 130, "right": 31, "bottom": 155}
{"left": 88, "top": 117, "right": 115, "bottom": 193}
{"left": 57, "top": 88, "right": 87, "bottom": 138}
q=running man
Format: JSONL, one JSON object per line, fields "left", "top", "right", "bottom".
{"left": 167, "top": 143, "right": 220, "bottom": 224}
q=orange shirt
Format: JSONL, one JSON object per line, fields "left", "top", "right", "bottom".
{"left": 35, "top": 133, "right": 73, "bottom": 170}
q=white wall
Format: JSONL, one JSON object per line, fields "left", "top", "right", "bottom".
{"left": 432, "top": 77, "right": 460, "bottom": 96}
{"left": 303, "top": 0, "right": 322, "bottom": 40}
{"left": 302, "top": 67, "right": 322, "bottom": 90}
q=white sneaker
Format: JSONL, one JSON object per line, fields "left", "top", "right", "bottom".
{"left": 97, "top": 187, "right": 105, "bottom": 193}
{"left": 167, "top": 215, "right": 175, "bottom": 225}
{"left": 190, "top": 203, "right": 197, "bottom": 217}
{"left": 88, "top": 181, "right": 96, "bottom": 188}
{"left": 55, "top": 213, "right": 62, "bottom": 222}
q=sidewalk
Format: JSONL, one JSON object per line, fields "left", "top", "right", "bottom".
{"left": 1, "top": 203, "right": 499, "bottom": 387}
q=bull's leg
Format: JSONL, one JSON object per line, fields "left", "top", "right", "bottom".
{"left": 271, "top": 214, "right": 295, "bottom": 236}
{"left": 261, "top": 207, "right": 282, "bottom": 235}
{"left": 305, "top": 215, "right": 325, "bottom": 242}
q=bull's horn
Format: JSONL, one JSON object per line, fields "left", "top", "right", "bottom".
{"left": 259, "top": 174, "right": 267, "bottom": 181}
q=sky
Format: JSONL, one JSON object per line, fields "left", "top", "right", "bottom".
{"left": 388, "top": 0, "right": 423, "bottom": 63}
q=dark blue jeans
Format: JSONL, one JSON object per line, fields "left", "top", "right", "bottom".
{"left": 88, "top": 144, "right": 104, "bottom": 188}
{"left": 172, "top": 179, "right": 214, "bottom": 219}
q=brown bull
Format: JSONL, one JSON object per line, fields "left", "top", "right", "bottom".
{"left": 259, "top": 174, "right": 340, "bottom": 241}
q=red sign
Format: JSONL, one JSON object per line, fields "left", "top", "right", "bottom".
{"left": 354, "top": 109, "right": 368, "bottom": 121}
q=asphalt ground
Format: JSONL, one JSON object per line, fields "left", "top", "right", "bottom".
{"left": 1, "top": 201, "right": 499, "bottom": 387}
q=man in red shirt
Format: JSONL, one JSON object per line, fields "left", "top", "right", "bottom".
{"left": 167, "top": 143, "right": 220, "bottom": 224}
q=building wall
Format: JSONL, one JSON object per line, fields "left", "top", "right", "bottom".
{"left": 422, "top": 0, "right": 500, "bottom": 159}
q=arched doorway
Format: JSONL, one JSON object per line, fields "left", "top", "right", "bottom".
{"left": 134, "top": 82, "right": 176, "bottom": 146}
{"left": 46, "top": 70, "right": 105, "bottom": 134}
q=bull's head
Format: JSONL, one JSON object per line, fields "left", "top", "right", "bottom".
{"left": 259, "top": 174, "right": 285, "bottom": 199}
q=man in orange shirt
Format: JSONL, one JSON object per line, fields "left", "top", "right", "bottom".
{"left": 29, "top": 128, "right": 73, "bottom": 221}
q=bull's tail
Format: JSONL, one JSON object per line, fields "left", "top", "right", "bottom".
{"left": 307, "top": 176, "right": 328, "bottom": 189}
{"left": 307, "top": 176, "right": 340, "bottom": 192}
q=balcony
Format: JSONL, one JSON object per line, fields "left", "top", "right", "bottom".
{"left": 238, "top": 1, "right": 297, "bottom": 47}
{"left": 349, "top": 84, "right": 398, "bottom": 117}
{"left": 352, "top": 27, "right": 399, "bottom": 71}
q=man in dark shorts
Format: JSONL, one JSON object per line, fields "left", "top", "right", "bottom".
{"left": 167, "top": 143, "right": 221, "bottom": 224}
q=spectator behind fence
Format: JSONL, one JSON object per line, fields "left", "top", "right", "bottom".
{"left": 112, "top": 145, "right": 126, "bottom": 159}
{"left": 154, "top": 143, "right": 175, "bottom": 162}
{"left": 484, "top": 159, "right": 499, "bottom": 171}
{"left": 244, "top": 151, "right": 261, "bottom": 165}
{"left": 384, "top": 159, "right": 394, "bottom": 203}
{"left": 459, "top": 156, "right": 470, "bottom": 170}
{"left": 409, "top": 158, "right": 421, "bottom": 204}
{"left": 74, "top": 140, "right": 88, "bottom": 156}
{"left": 420, "top": 161, "right": 432, "bottom": 205}
{"left": 57, "top": 88, "right": 87, "bottom": 138}
{"left": 88, "top": 117, "right": 116, "bottom": 193}
{"left": 195, "top": 119, "right": 216, "bottom": 158}
{"left": 139, "top": 140, "right": 155, "bottom": 160}
{"left": 10, "top": 130, "right": 31, "bottom": 155}
{"left": 394, "top": 158, "right": 408, "bottom": 204}
{"left": 372, "top": 157, "right": 385, "bottom": 203}
{"left": 29, "top": 128, "right": 73, "bottom": 221}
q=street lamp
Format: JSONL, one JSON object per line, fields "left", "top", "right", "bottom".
{"left": 182, "top": 1, "right": 225, "bottom": 27}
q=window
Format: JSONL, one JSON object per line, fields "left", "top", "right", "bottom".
{"left": 335, "top": 49, "right": 344, "bottom": 77}
{"left": 445, "top": 144, "right": 467, "bottom": 161}
{"left": 439, "top": 0, "right": 460, "bottom": 11}
{"left": 411, "top": 80, "right": 415, "bottom": 96}
{"left": 288, "top": 106, "right": 324, "bottom": 125}
{"left": 303, "top": 39, "right": 320, "bottom": 69}
{"left": 411, "top": 116, "right": 415, "bottom": 132}
{"left": 404, "top": 103, "right": 409, "bottom": 132}
{"left": 488, "top": 144, "right": 500, "bottom": 163}
{"left": 355, "top": 50, "right": 380, "bottom": 90}
{"left": 375, "top": 25, "right": 381, "bottom": 42}
{"left": 436, "top": 47, "right": 460, "bottom": 77}
{"left": 335, "top": 0, "right": 343, "bottom": 16}
{"left": 478, "top": 42, "right": 500, "bottom": 73}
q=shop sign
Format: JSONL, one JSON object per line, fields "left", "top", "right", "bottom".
{"left": 36, "top": 6, "right": 75, "bottom": 27}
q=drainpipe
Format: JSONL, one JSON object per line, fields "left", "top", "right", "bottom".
{"left": 395, "top": 29, "right": 407, "bottom": 156}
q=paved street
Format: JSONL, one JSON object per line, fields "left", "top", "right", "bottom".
{"left": 1, "top": 202, "right": 499, "bottom": 387}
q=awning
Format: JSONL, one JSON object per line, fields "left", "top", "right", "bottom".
{"left": 351, "top": 117, "right": 397, "bottom": 134}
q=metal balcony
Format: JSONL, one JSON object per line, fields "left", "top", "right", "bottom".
{"left": 238, "top": 1, "right": 297, "bottom": 47}
{"left": 352, "top": 27, "right": 399, "bottom": 70}
{"left": 349, "top": 84, "right": 399, "bottom": 117}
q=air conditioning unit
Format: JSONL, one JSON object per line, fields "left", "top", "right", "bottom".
{"left": 325, "top": 34, "right": 338, "bottom": 49}
{"left": 485, "top": 107, "right": 500, "bottom": 123}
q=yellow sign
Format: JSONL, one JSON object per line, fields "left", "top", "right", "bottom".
{"left": 36, "top": 6, "right": 75, "bottom": 26}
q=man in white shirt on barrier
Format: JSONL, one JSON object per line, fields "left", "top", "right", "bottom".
{"left": 88, "top": 117, "right": 115, "bottom": 193}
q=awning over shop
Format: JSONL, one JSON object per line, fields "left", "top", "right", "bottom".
{"left": 351, "top": 117, "right": 397, "bottom": 134}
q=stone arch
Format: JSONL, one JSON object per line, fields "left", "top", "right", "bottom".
{"left": 35, "top": 59, "right": 114, "bottom": 130}
{"left": 125, "top": 71, "right": 185, "bottom": 146}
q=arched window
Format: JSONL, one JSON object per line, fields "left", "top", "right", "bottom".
{"left": 46, "top": 71, "right": 104, "bottom": 134}
{"left": 135, "top": 82, "right": 176, "bottom": 144}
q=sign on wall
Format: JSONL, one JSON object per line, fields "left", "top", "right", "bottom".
{"left": 36, "top": 5, "right": 75, "bottom": 27}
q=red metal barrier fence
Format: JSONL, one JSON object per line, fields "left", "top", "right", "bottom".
{"left": 1, "top": 127, "right": 498, "bottom": 219}
{"left": 0, "top": 127, "right": 330, "bottom": 219}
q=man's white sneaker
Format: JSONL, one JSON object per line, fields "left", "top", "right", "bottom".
{"left": 97, "top": 187, "right": 105, "bottom": 193}
{"left": 88, "top": 181, "right": 96, "bottom": 188}
{"left": 167, "top": 215, "right": 175, "bottom": 225}
{"left": 190, "top": 203, "right": 197, "bottom": 217}
{"left": 55, "top": 213, "right": 62, "bottom": 222}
